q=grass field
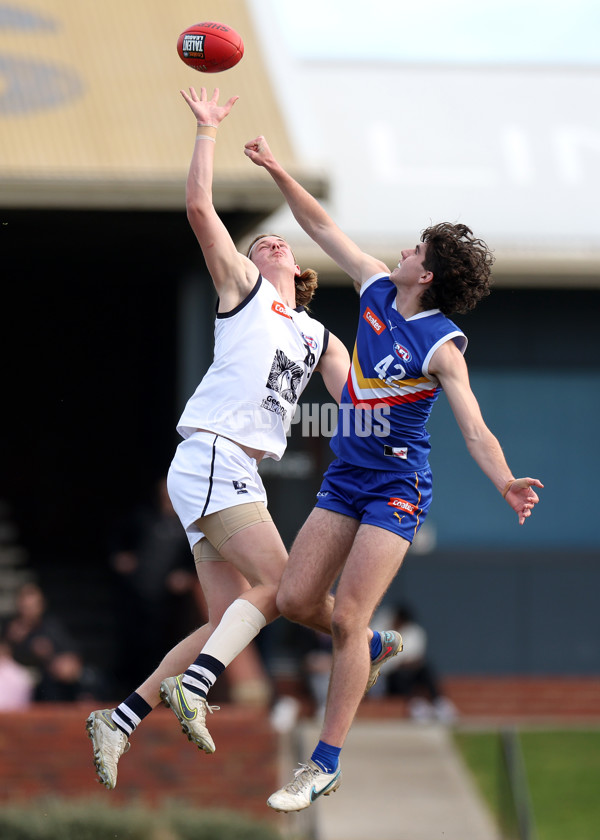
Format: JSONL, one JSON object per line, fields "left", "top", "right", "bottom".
{"left": 453, "top": 727, "right": 600, "bottom": 840}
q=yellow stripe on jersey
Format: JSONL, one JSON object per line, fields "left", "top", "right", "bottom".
{"left": 350, "top": 345, "right": 436, "bottom": 397}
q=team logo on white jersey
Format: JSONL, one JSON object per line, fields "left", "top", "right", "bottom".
{"left": 302, "top": 333, "right": 318, "bottom": 351}
{"left": 266, "top": 349, "right": 303, "bottom": 404}
{"left": 233, "top": 480, "right": 248, "bottom": 494}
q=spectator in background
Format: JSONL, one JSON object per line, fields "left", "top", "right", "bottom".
{"left": 3, "top": 581, "right": 75, "bottom": 677}
{"left": 2, "top": 580, "right": 106, "bottom": 702}
{"left": 374, "top": 603, "right": 458, "bottom": 723}
{"left": 0, "top": 638, "right": 34, "bottom": 710}
{"left": 36, "top": 650, "right": 109, "bottom": 703}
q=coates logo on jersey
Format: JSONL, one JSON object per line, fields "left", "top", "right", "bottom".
{"left": 302, "top": 333, "right": 318, "bottom": 351}
{"left": 387, "top": 497, "right": 418, "bottom": 515}
{"left": 271, "top": 300, "right": 292, "bottom": 319}
{"left": 393, "top": 342, "right": 412, "bottom": 362}
{"left": 363, "top": 307, "right": 386, "bottom": 334}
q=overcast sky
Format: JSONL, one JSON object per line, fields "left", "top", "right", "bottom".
{"left": 271, "top": 0, "right": 600, "bottom": 65}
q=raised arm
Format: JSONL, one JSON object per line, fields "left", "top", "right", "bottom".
{"left": 244, "top": 136, "right": 388, "bottom": 287}
{"left": 430, "top": 340, "right": 543, "bottom": 525}
{"left": 181, "top": 87, "right": 257, "bottom": 309}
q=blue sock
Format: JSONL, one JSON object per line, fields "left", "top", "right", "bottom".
{"left": 369, "top": 631, "right": 382, "bottom": 660}
{"left": 311, "top": 740, "right": 341, "bottom": 774}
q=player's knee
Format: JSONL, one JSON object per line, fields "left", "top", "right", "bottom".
{"left": 331, "top": 615, "right": 351, "bottom": 644}
{"left": 276, "top": 585, "right": 307, "bottom": 624}
{"left": 331, "top": 606, "right": 363, "bottom": 644}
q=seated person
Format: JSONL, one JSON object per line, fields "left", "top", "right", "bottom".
{"left": 374, "top": 603, "right": 457, "bottom": 723}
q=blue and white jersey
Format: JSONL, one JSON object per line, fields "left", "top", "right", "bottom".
{"left": 331, "top": 273, "right": 467, "bottom": 472}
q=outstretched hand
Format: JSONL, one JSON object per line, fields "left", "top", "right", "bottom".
{"left": 180, "top": 86, "right": 239, "bottom": 126}
{"left": 504, "top": 477, "right": 544, "bottom": 525}
{"left": 244, "top": 135, "right": 276, "bottom": 168}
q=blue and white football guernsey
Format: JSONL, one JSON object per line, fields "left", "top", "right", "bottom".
{"left": 332, "top": 273, "right": 467, "bottom": 473}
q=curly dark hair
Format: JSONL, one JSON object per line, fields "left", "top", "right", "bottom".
{"left": 419, "top": 223, "right": 494, "bottom": 315}
{"left": 246, "top": 233, "right": 318, "bottom": 308}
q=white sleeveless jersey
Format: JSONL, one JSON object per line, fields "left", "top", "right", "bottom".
{"left": 176, "top": 275, "right": 329, "bottom": 460}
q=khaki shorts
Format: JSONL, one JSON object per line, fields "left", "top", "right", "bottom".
{"left": 193, "top": 501, "right": 273, "bottom": 562}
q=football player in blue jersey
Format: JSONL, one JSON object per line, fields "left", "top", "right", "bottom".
{"left": 245, "top": 134, "right": 543, "bottom": 813}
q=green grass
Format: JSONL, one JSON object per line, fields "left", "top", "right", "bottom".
{"left": 453, "top": 731, "right": 499, "bottom": 817}
{"left": 453, "top": 728, "right": 600, "bottom": 840}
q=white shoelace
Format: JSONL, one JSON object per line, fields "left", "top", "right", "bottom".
{"left": 287, "top": 762, "right": 320, "bottom": 793}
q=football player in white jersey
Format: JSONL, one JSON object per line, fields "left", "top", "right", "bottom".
{"left": 244, "top": 135, "right": 543, "bottom": 812}
{"left": 86, "top": 90, "right": 401, "bottom": 790}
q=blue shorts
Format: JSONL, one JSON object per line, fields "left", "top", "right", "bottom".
{"left": 315, "top": 458, "right": 433, "bottom": 543}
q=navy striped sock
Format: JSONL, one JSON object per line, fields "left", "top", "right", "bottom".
{"left": 112, "top": 692, "right": 152, "bottom": 737}
{"left": 182, "top": 653, "right": 225, "bottom": 698}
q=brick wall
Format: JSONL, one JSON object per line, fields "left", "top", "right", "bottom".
{"left": 1, "top": 679, "right": 598, "bottom": 817}
{"left": 0, "top": 703, "right": 279, "bottom": 822}
{"left": 358, "top": 676, "right": 600, "bottom": 721}
{"left": 444, "top": 676, "right": 600, "bottom": 719}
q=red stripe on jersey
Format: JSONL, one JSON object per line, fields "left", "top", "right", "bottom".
{"left": 347, "top": 374, "right": 437, "bottom": 409}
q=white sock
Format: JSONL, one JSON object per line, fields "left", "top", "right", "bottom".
{"left": 201, "top": 598, "right": 267, "bottom": 667}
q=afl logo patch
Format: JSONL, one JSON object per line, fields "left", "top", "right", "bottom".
{"left": 363, "top": 307, "right": 386, "bottom": 334}
{"left": 302, "top": 334, "right": 318, "bottom": 351}
{"left": 394, "top": 342, "right": 412, "bottom": 362}
{"left": 271, "top": 300, "right": 292, "bottom": 319}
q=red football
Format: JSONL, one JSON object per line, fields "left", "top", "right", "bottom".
{"left": 177, "top": 21, "right": 244, "bottom": 73}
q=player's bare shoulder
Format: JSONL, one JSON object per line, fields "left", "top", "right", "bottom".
{"left": 428, "top": 337, "right": 468, "bottom": 385}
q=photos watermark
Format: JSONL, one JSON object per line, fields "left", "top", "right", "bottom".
{"left": 204, "top": 401, "right": 391, "bottom": 438}
{"left": 289, "top": 402, "right": 391, "bottom": 438}
{"left": 287, "top": 403, "right": 390, "bottom": 438}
